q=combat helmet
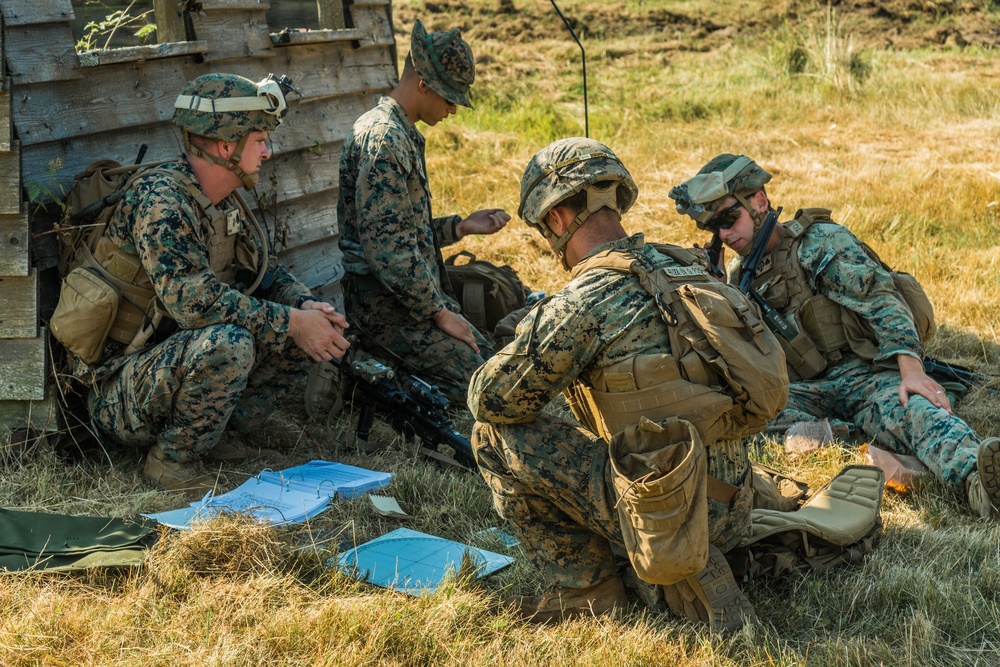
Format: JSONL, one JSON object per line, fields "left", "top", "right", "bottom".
{"left": 519, "top": 138, "right": 637, "bottom": 269}
{"left": 409, "top": 19, "right": 476, "bottom": 108}
{"left": 669, "top": 154, "right": 772, "bottom": 255}
{"left": 173, "top": 72, "right": 293, "bottom": 187}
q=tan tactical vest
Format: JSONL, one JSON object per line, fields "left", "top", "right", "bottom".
{"left": 563, "top": 244, "right": 788, "bottom": 448}
{"left": 59, "top": 167, "right": 261, "bottom": 357}
{"left": 742, "top": 209, "right": 935, "bottom": 381}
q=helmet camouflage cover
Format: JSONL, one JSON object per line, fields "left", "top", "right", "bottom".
{"left": 409, "top": 19, "right": 476, "bottom": 108}
{"left": 519, "top": 137, "right": 638, "bottom": 227}
{"left": 669, "top": 154, "right": 771, "bottom": 228}
{"left": 173, "top": 73, "right": 288, "bottom": 142}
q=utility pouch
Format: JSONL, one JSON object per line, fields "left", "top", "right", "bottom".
{"left": 50, "top": 266, "right": 121, "bottom": 365}
{"left": 608, "top": 417, "right": 709, "bottom": 586}
{"left": 798, "top": 294, "right": 847, "bottom": 354}
{"left": 780, "top": 329, "right": 829, "bottom": 381}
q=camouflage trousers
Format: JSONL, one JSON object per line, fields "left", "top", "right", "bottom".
{"left": 769, "top": 356, "right": 980, "bottom": 489}
{"left": 472, "top": 411, "right": 751, "bottom": 590}
{"left": 87, "top": 324, "right": 311, "bottom": 462}
{"left": 345, "top": 277, "right": 493, "bottom": 406}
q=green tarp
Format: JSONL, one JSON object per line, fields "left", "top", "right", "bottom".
{"left": 0, "top": 508, "right": 158, "bottom": 572}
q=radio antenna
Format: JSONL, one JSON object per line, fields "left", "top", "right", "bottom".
{"left": 549, "top": 0, "right": 588, "bottom": 137}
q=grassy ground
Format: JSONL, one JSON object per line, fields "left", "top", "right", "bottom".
{"left": 3, "top": 1, "right": 1000, "bottom": 664}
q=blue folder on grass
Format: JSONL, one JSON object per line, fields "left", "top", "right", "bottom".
{"left": 336, "top": 527, "right": 514, "bottom": 596}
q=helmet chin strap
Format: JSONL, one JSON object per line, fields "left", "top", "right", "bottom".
{"left": 184, "top": 132, "right": 258, "bottom": 189}
{"left": 732, "top": 191, "right": 768, "bottom": 257}
{"left": 547, "top": 183, "right": 620, "bottom": 270}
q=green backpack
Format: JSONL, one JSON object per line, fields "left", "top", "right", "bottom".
{"left": 444, "top": 251, "right": 529, "bottom": 336}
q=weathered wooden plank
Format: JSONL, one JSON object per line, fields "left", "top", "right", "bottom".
{"left": 346, "top": 4, "right": 394, "bottom": 48}
{"left": 0, "top": 213, "right": 29, "bottom": 276}
{"left": 0, "top": 142, "right": 20, "bottom": 215}
{"left": 14, "top": 44, "right": 392, "bottom": 147}
{"left": 254, "top": 187, "right": 340, "bottom": 252}
{"left": 153, "top": 0, "right": 187, "bottom": 43}
{"left": 0, "top": 271, "right": 37, "bottom": 338}
{"left": 280, "top": 43, "right": 395, "bottom": 101}
{"left": 277, "top": 237, "right": 344, "bottom": 292}
{"left": 0, "top": 0, "right": 74, "bottom": 26}
{"left": 201, "top": 0, "right": 271, "bottom": 9}
{"left": 271, "top": 28, "right": 364, "bottom": 45}
{"left": 190, "top": 8, "right": 273, "bottom": 61}
{"left": 3, "top": 24, "right": 81, "bottom": 84}
{"left": 0, "top": 397, "right": 60, "bottom": 435}
{"left": 0, "top": 331, "right": 47, "bottom": 401}
{"left": 78, "top": 41, "right": 209, "bottom": 67}
{"left": 21, "top": 85, "right": 383, "bottom": 189}
{"left": 317, "top": 0, "right": 346, "bottom": 30}
{"left": 14, "top": 62, "right": 192, "bottom": 147}
{"left": 0, "top": 77, "right": 10, "bottom": 152}
{"left": 259, "top": 140, "right": 343, "bottom": 206}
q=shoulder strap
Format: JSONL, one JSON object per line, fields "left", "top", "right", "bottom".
{"left": 784, "top": 208, "right": 833, "bottom": 239}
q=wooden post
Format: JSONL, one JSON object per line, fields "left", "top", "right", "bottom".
{"left": 153, "top": 0, "right": 187, "bottom": 43}
{"left": 317, "top": 0, "right": 346, "bottom": 30}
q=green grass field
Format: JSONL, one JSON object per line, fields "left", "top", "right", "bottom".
{"left": 2, "top": 1, "right": 1000, "bottom": 664}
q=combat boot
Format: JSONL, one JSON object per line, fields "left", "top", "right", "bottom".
{"left": 202, "top": 433, "right": 278, "bottom": 462}
{"left": 505, "top": 575, "right": 628, "bottom": 624}
{"left": 143, "top": 445, "right": 216, "bottom": 497}
{"left": 975, "top": 437, "right": 1000, "bottom": 516}
{"left": 661, "top": 544, "right": 756, "bottom": 633}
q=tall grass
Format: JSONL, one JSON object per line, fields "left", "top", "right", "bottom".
{"left": 3, "top": 1, "right": 1000, "bottom": 665}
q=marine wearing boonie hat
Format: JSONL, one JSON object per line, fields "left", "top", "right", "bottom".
{"left": 409, "top": 19, "right": 476, "bottom": 108}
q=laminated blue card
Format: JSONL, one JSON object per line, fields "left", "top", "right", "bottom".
{"left": 144, "top": 461, "right": 392, "bottom": 529}
{"left": 336, "top": 527, "right": 514, "bottom": 596}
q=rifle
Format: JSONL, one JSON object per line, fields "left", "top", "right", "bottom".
{"left": 331, "top": 351, "right": 478, "bottom": 472}
{"left": 736, "top": 206, "right": 798, "bottom": 341}
{"left": 923, "top": 356, "right": 998, "bottom": 396}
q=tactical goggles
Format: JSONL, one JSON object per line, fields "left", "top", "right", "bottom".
{"left": 174, "top": 73, "right": 295, "bottom": 119}
{"left": 703, "top": 201, "right": 744, "bottom": 233}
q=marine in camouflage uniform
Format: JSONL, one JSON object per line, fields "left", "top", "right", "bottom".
{"left": 469, "top": 138, "right": 787, "bottom": 630}
{"left": 671, "top": 154, "right": 1000, "bottom": 518}
{"left": 77, "top": 73, "right": 349, "bottom": 494}
{"left": 338, "top": 19, "right": 509, "bottom": 405}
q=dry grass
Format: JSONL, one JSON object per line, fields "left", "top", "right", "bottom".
{"left": 3, "top": 1, "right": 1000, "bottom": 665}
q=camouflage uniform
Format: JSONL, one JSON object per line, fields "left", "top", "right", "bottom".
{"left": 338, "top": 95, "right": 492, "bottom": 405}
{"left": 469, "top": 234, "right": 752, "bottom": 589}
{"left": 745, "top": 219, "right": 981, "bottom": 489}
{"left": 337, "top": 20, "right": 491, "bottom": 406}
{"left": 83, "top": 158, "right": 315, "bottom": 461}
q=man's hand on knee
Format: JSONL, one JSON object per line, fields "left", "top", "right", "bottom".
{"left": 433, "top": 307, "right": 480, "bottom": 353}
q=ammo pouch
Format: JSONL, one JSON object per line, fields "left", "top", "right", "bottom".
{"left": 729, "top": 465, "right": 885, "bottom": 581}
{"left": 607, "top": 417, "right": 709, "bottom": 586}
{"left": 50, "top": 266, "right": 121, "bottom": 366}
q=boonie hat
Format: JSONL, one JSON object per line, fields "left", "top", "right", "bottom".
{"left": 409, "top": 19, "right": 475, "bottom": 108}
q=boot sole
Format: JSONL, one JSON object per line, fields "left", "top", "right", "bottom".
{"left": 977, "top": 437, "right": 1000, "bottom": 506}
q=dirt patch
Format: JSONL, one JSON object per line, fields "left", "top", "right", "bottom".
{"left": 394, "top": 0, "right": 1000, "bottom": 50}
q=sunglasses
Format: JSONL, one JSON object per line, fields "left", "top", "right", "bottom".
{"left": 704, "top": 202, "right": 744, "bottom": 233}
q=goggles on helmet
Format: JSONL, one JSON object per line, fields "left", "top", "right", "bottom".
{"left": 174, "top": 73, "right": 295, "bottom": 120}
{"left": 668, "top": 155, "right": 753, "bottom": 229}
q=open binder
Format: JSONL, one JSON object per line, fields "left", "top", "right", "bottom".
{"left": 143, "top": 460, "right": 392, "bottom": 529}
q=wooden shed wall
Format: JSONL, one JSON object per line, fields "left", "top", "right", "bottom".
{"left": 0, "top": 0, "right": 397, "bottom": 419}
